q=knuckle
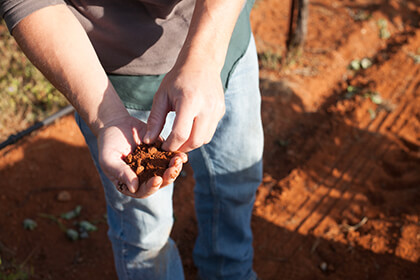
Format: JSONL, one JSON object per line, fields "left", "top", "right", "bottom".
{"left": 204, "top": 137, "right": 212, "bottom": 145}
{"left": 189, "top": 139, "right": 203, "bottom": 150}
{"left": 171, "top": 131, "right": 188, "bottom": 143}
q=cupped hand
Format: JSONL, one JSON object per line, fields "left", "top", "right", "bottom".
{"left": 144, "top": 62, "right": 226, "bottom": 153}
{"left": 96, "top": 115, "right": 187, "bottom": 199}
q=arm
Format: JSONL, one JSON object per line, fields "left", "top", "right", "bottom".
{"left": 144, "top": 0, "right": 246, "bottom": 152}
{"left": 12, "top": 4, "right": 187, "bottom": 198}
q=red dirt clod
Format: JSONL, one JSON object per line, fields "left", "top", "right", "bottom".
{"left": 135, "top": 165, "right": 145, "bottom": 175}
{"left": 123, "top": 142, "right": 175, "bottom": 184}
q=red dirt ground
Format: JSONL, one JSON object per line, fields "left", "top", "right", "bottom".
{"left": 1, "top": 0, "right": 419, "bottom": 279}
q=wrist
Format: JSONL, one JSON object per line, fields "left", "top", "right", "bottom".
{"left": 85, "top": 83, "right": 130, "bottom": 136}
{"left": 174, "top": 0, "right": 245, "bottom": 73}
{"left": 91, "top": 107, "right": 130, "bottom": 136}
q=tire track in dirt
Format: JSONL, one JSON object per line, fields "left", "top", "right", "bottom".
{"left": 254, "top": 24, "right": 420, "bottom": 280}
{"left": 300, "top": 66, "right": 420, "bottom": 235}
{"left": 275, "top": 67, "right": 419, "bottom": 262}
{"left": 266, "top": 57, "right": 419, "bottom": 234}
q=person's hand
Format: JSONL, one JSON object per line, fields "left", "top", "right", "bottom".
{"left": 97, "top": 115, "right": 188, "bottom": 198}
{"left": 144, "top": 62, "right": 226, "bottom": 152}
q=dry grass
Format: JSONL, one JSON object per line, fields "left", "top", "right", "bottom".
{"left": 0, "top": 21, "right": 68, "bottom": 143}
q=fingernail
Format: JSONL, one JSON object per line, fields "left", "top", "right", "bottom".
{"left": 143, "top": 131, "right": 151, "bottom": 144}
{"left": 128, "top": 180, "right": 137, "bottom": 193}
{"left": 153, "top": 177, "right": 163, "bottom": 188}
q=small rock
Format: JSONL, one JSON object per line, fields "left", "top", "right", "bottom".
{"left": 57, "top": 191, "right": 71, "bottom": 202}
{"left": 320, "top": 262, "right": 328, "bottom": 272}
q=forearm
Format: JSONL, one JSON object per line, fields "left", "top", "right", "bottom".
{"left": 12, "top": 4, "right": 128, "bottom": 135}
{"left": 175, "top": 0, "right": 245, "bottom": 72}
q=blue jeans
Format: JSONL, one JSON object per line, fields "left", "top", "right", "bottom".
{"left": 76, "top": 36, "right": 263, "bottom": 280}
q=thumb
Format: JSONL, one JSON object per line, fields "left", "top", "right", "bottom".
{"left": 101, "top": 157, "right": 139, "bottom": 194}
{"left": 144, "top": 91, "right": 169, "bottom": 144}
{"left": 118, "top": 163, "right": 139, "bottom": 194}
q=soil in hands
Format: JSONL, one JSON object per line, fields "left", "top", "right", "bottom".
{"left": 124, "top": 141, "right": 175, "bottom": 184}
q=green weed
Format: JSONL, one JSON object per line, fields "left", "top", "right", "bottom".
{"left": 377, "top": 19, "right": 391, "bottom": 39}
{"left": 0, "top": 256, "right": 33, "bottom": 280}
{"left": 258, "top": 50, "right": 282, "bottom": 70}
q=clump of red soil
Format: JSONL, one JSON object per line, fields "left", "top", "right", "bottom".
{"left": 124, "top": 142, "right": 175, "bottom": 183}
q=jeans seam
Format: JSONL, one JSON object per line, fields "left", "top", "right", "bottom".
{"left": 198, "top": 145, "right": 225, "bottom": 278}
{"left": 121, "top": 239, "right": 129, "bottom": 279}
{"left": 121, "top": 208, "right": 131, "bottom": 280}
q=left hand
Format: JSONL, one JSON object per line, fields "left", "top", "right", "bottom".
{"left": 97, "top": 115, "right": 188, "bottom": 199}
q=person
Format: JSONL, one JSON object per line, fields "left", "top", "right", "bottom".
{"left": 1, "top": 0, "right": 264, "bottom": 279}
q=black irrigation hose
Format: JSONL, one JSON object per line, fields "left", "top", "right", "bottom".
{"left": 0, "top": 105, "right": 75, "bottom": 151}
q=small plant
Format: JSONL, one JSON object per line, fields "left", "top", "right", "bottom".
{"left": 348, "top": 9, "right": 371, "bottom": 22}
{"left": 364, "top": 91, "right": 383, "bottom": 105}
{"left": 344, "top": 85, "right": 361, "bottom": 99}
{"left": 407, "top": 52, "right": 420, "bottom": 64}
{"left": 60, "top": 205, "right": 82, "bottom": 220}
{"left": 349, "top": 58, "right": 372, "bottom": 71}
{"left": 368, "top": 108, "right": 376, "bottom": 120}
{"left": 275, "top": 139, "right": 289, "bottom": 148}
{"left": 258, "top": 50, "right": 282, "bottom": 70}
{"left": 78, "top": 221, "right": 98, "bottom": 232}
{"left": 377, "top": 18, "right": 391, "bottom": 39}
{"left": 0, "top": 257, "right": 33, "bottom": 280}
{"left": 360, "top": 58, "right": 373, "bottom": 69}
{"left": 66, "top": 229, "right": 79, "bottom": 241}
{"left": 37, "top": 206, "right": 100, "bottom": 242}
{"left": 349, "top": 60, "right": 361, "bottom": 71}
{"left": 363, "top": 91, "right": 395, "bottom": 115}
{"left": 77, "top": 221, "right": 98, "bottom": 239}
{"left": 22, "top": 219, "right": 37, "bottom": 231}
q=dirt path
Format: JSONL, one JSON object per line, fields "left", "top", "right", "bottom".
{"left": 1, "top": 0, "right": 419, "bottom": 279}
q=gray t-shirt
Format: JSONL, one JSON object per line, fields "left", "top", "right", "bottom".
{"left": 1, "top": 0, "right": 195, "bottom": 75}
{"left": 1, "top": 0, "right": 254, "bottom": 109}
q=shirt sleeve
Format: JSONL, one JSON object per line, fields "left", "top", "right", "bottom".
{"left": 1, "top": 0, "right": 65, "bottom": 33}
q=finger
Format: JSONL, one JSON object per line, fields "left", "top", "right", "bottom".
{"left": 162, "top": 100, "right": 196, "bottom": 151}
{"left": 117, "top": 176, "right": 163, "bottom": 198}
{"left": 131, "top": 119, "right": 147, "bottom": 146}
{"left": 144, "top": 90, "right": 170, "bottom": 144}
{"left": 132, "top": 127, "right": 142, "bottom": 146}
{"left": 161, "top": 158, "right": 183, "bottom": 186}
{"left": 138, "top": 176, "right": 163, "bottom": 198}
{"left": 178, "top": 116, "right": 216, "bottom": 152}
{"left": 111, "top": 161, "right": 139, "bottom": 194}
{"left": 171, "top": 152, "right": 188, "bottom": 164}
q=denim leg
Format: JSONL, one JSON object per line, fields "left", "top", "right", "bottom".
{"left": 75, "top": 111, "right": 183, "bottom": 280}
{"left": 189, "top": 36, "right": 263, "bottom": 280}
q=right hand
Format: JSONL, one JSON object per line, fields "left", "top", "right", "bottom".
{"left": 143, "top": 59, "right": 226, "bottom": 153}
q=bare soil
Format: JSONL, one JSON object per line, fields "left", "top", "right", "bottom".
{"left": 0, "top": 0, "right": 419, "bottom": 279}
